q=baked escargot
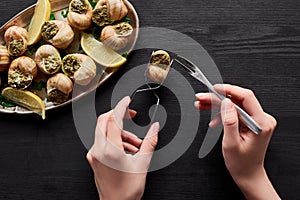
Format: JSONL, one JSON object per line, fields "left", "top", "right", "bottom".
{"left": 100, "top": 22, "right": 133, "bottom": 50}
{"left": 67, "top": 0, "right": 93, "bottom": 30}
{"left": 8, "top": 56, "right": 37, "bottom": 89}
{"left": 47, "top": 73, "right": 74, "bottom": 104}
{"left": 92, "top": 0, "right": 128, "bottom": 27}
{"left": 62, "top": 54, "right": 97, "bottom": 86}
{"left": 41, "top": 20, "right": 75, "bottom": 49}
{"left": 147, "top": 50, "right": 171, "bottom": 83}
{"left": 35, "top": 45, "right": 62, "bottom": 75}
{"left": 4, "top": 26, "right": 28, "bottom": 57}
{"left": 0, "top": 45, "right": 11, "bottom": 72}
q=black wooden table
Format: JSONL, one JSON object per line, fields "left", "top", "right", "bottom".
{"left": 0, "top": 0, "right": 299, "bottom": 199}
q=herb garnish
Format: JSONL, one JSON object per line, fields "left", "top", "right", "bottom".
{"left": 61, "top": 8, "right": 69, "bottom": 18}
{"left": 88, "top": 0, "right": 97, "bottom": 9}
{"left": 0, "top": 94, "right": 15, "bottom": 108}
{"left": 50, "top": 12, "right": 56, "bottom": 20}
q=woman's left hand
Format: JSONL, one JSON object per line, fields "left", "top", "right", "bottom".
{"left": 87, "top": 96, "right": 160, "bottom": 200}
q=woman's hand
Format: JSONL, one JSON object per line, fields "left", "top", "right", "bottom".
{"left": 87, "top": 96, "right": 159, "bottom": 200}
{"left": 195, "top": 84, "right": 280, "bottom": 200}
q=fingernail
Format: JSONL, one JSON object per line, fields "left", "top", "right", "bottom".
{"left": 195, "top": 93, "right": 207, "bottom": 98}
{"left": 194, "top": 101, "right": 200, "bottom": 108}
{"left": 153, "top": 122, "right": 160, "bottom": 133}
{"left": 124, "top": 96, "right": 131, "bottom": 104}
{"left": 214, "top": 84, "right": 222, "bottom": 88}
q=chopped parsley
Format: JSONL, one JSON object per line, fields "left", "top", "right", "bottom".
{"left": 31, "top": 81, "right": 46, "bottom": 91}
{"left": 61, "top": 8, "right": 69, "bottom": 18}
{"left": 50, "top": 12, "right": 56, "bottom": 20}
{"left": 122, "top": 52, "right": 128, "bottom": 59}
{"left": 88, "top": 0, "right": 97, "bottom": 9}
{"left": 123, "top": 16, "right": 131, "bottom": 24}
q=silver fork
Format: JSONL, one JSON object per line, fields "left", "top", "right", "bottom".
{"left": 175, "top": 55, "right": 262, "bottom": 135}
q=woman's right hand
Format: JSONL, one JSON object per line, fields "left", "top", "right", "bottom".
{"left": 195, "top": 84, "right": 281, "bottom": 200}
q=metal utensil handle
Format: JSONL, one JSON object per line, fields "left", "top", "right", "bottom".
{"left": 194, "top": 71, "right": 262, "bottom": 135}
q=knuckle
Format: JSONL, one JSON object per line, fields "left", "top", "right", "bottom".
{"left": 244, "top": 89, "right": 255, "bottom": 99}
{"left": 223, "top": 114, "right": 238, "bottom": 128}
{"left": 86, "top": 152, "right": 97, "bottom": 165}
{"left": 222, "top": 141, "right": 237, "bottom": 152}
{"left": 262, "top": 114, "right": 277, "bottom": 134}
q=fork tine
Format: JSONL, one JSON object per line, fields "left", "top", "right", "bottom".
{"left": 175, "top": 57, "right": 194, "bottom": 73}
{"left": 177, "top": 55, "right": 198, "bottom": 70}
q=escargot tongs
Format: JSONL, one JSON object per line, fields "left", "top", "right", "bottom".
{"left": 175, "top": 55, "right": 262, "bottom": 135}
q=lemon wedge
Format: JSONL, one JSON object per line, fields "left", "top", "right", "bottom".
{"left": 1, "top": 87, "right": 46, "bottom": 119}
{"left": 81, "top": 33, "right": 127, "bottom": 68}
{"left": 27, "top": 0, "right": 51, "bottom": 45}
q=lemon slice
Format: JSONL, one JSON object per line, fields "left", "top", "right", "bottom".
{"left": 27, "top": 0, "right": 51, "bottom": 45}
{"left": 81, "top": 33, "right": 127, "bottom": 68}
{"left": 1, "top": 87, "right": 46, "bottom": 119}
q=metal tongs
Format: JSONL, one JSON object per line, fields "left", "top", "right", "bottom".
{"left": 130, "top": 51, "right": 173, "bottom": 125}
{"left": 175, "top": 55, "right": 262, "bottom": 135}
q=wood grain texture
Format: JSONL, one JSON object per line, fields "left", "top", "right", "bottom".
{"left": 0, "top": 0, "right": 299, "bottom": 199}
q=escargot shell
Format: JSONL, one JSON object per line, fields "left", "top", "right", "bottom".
{"left": 47, "top": 73, "right": 74, "bottom": 104}
{"left": 8, "top": 56, "right": 37, "bottom": 89}
{"left": 67, "top": 0, "right": 93, "bottom": 30}
{"left": 41, "top": 20, "right": 75, "bottom": 49}
{"left": 35, "top": 45, "right": 62, "bottom": 75}
{"left": 4, "top": 26, "right": 28, "bottom": 56}
{"left": 0, "top": 45, "right": 10, "bottom": 72}
{"left": 62, "top": 54, "right": 97, "bottom": 86}
{"left": 100, "top": 22, "right": 133, "bottom": 50}
{"left": 147, "top": 50, "right": 171, "bottom": 83}
{"left": 92, "top": 0, "right": 128, "bottom": 26}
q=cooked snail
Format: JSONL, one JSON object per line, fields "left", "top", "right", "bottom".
{"left": 62, "top": 54, "right": 96, "bottom": 85}
{"left": 0, "top": 45, "right": 10, "bottom": 72}
{"left": 92, "top": 0, "right": 128, "bottom": 26}
{"left": 41, "top": 20, "right": 74, "bottom": 49}
{"left": 67, "top": 0, "right": 93, "bottom": 30}
{"left": 35, "top": 45, "right": 62, "bottom": 75}
{"left": 4, "top": 26, "right": 28, "bottom": 56}
{"left": 47, "top": 73, "right": 74, "bottom": 104}
{"left": 147, "top": 50, "right": 171, "bottom": 83}
{"left": 8, "top": 56, "right": 37, "bottom": 89}
{"left": 100, "top": 22, "right": 133, "bottom": 50}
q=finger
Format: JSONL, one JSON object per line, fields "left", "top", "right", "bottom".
{"left": 138, "top": 122, "right": 160, "bottom": 154}
{"left": 195, "top": 93, "right": 221, "bottom": 108}
{"left": 125, "top": 109, "right": 137, "bottom": 119}
{"left": 214, "top": 84, "right": 263, "bottom": 116}
{"left": 122, "top": 130, "right": 142, "bottom": 148}
{"left": 209, "top": 113, "right": 222, "bottom": 128}
{"left": 94, "top": 111, "right": 113, "bottom": 146}
{"left": 107, "top": 96, "right": 131, "bottom": 149}
{"left": 194, "top": 101, "right": 219, "bottom": 110}
{"left": 123, "top": 142, "right": 139, "bottom": 153}
{"left": 221, "top": 99, "right": 240, "bottom": 149}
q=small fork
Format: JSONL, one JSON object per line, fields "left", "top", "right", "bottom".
{"left": 175, "top": 55, "right": 262, "bottom": 135}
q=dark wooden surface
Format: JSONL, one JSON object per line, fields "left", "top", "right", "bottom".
{"left": 0, "top": 0, "right": 300, "bottom": 199}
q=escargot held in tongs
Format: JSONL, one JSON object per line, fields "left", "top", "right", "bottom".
{"left": 35, "top": 45, "right": 62, "bottom": 75}
{"left": 4, "top": 26, "right": 28, "bottom": 57}
{"left": 100, "top": 22, "right": 133, "bottom": 51}
{"left": 147, "top": 50, "right": 171, "bottom": 83}
{"left": 47, "top": 73, "right": 74, "bottom": 104}
{"left": 8, "top": 56, "right": 37, "bottom": 89}
{"left": 92, "top": 0, "right": 128, "bottom": 27}
{"left": 62, "top": 54, "right": 97, "bottom": 86}
{"left": 41, "top": 20, "right": 74, "bottom": 49}
{"left": 67, "top": 0, "right": 93, "bottom": 30}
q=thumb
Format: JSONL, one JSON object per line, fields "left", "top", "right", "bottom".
{"left": 139, "top": 122, "right": 160, "bottom": 154}
{"left": 221, "top": 99, "right": 240, "bottom": 147}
